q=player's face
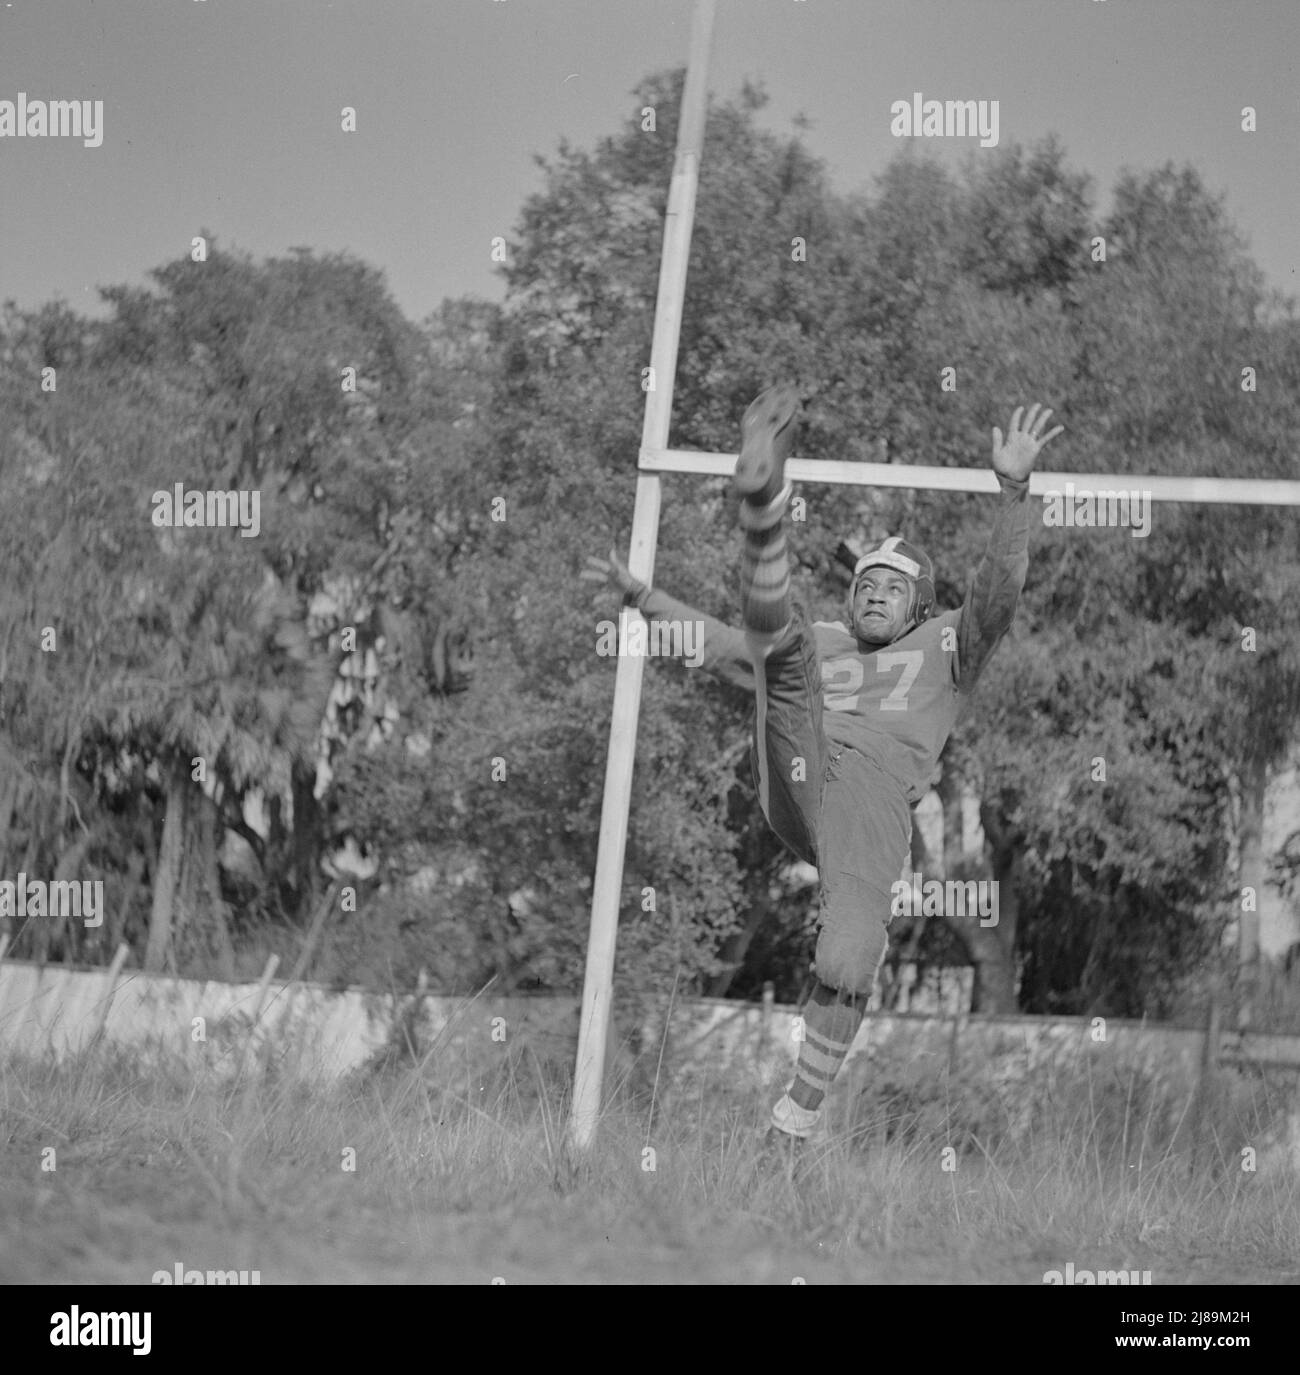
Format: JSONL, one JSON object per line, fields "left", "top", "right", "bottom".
{"left": 852, "top": 569, "right": 913, "bottom": 645}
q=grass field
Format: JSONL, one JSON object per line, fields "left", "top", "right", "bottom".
{"left": 2, "top": 1035, "right": 1298, "bottom": 1286}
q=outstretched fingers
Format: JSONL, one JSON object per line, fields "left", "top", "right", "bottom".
{"left": 1008, "top": 402, "right": 1066, "bottom": 451}
{"left": 1028, "top": 406, "right": 1064, "bottom": 449}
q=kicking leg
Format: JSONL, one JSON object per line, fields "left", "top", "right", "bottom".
{"left": 733, "top": 384, "right": 805, "bottom": 821}
{"left": 733, "top": 383, "right": 800, "bottom": 644}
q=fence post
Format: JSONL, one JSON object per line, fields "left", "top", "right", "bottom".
{"left": 1192, "top": 985, "right": 1222, "bottom": 1175}
{"left": 761, "top": 981, "right": 774, "bottom": 1054}
{"left": 238, "top": 954, "right": 280, "bottom": 1080}
{"left": 88, "top": 942, "right": 131, "bottom": 1052}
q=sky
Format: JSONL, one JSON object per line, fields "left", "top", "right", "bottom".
{"left": 0, "top": 0, "right": 1296, "bottom": 325}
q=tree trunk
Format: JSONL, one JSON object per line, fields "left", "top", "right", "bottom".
{"left": 291, "top": 760, "right": 322, "bottom": 914}
{"left": 0, "top": 743, "right": 23, "bottom": 876}
{"left": 707, "top": 889, "right": 771, "bottom": 997}
{"left": 184, "top": 784, "right": 236, "bottom": 982}
{"left": 20, "top": 832, "right": 44, "bottom": 962}
{"left": 52, "top": 828, "right": 97, "bottom": 964}
{"left": 966, "top": 801, "right": 1020, "bottom": 1013}
{"left": 110, "top": 851, "right": 145, "bottom": 956}
{"left": 910, "top": 798, "right": 935, "bottom": 874}
{"left": 882, "top": 808, "right": 934, "bottom": 1002}
{"left": 145, "top": 759, "right": 188, "bottom": 972}
{"left": 937, "top": 764, "right": 964, "bottom": 875}
{"left": 144, "top": 760, "right": 235, "bottom": 979}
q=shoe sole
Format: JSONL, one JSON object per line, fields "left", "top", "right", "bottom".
{"left": 732, "top": 384, "right": 800, "bottom": 498}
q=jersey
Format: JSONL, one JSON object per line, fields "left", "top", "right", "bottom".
{"left": 812, "top": 610, "right": 964, "bottom": 803}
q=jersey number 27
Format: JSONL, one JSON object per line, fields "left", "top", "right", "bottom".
{"left": 821, "top": 651, "right": 922, "bottom": 713}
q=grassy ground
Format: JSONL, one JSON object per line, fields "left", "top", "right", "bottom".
{"left": 1, "top": 1037, "right": 1297, "bottom": 1285}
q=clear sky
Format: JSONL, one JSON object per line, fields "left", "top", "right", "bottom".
{"left": 1, "top": 0, "right": 1296, "bottom": 323}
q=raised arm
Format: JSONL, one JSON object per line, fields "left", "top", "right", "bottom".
{"left": 581, "top": 548, "right": 756, "bottom": 690}
{"left": 955, "top": 404, "right": 1063, "bottom": 691}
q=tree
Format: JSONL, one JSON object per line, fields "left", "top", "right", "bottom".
{"left": 0, "top": 243, "right": 452, "bottom": 974}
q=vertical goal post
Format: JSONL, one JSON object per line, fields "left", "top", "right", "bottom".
{"left": 565, "top": 0, "right": 716, "bottom": 1156}
{"left": 564, "top": 0, "right": 1300, "bottom": 1155}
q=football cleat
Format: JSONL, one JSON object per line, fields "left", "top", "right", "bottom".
{"left": 732, "top": 383, "right": 801, "bottom": 507}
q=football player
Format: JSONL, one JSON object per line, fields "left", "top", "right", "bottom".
{"left": 584, "top": 386, "right": 1062, "bottom": 1144}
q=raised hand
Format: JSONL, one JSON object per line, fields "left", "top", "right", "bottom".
{"left": 580, "top": 547, "right": 648, "bottom": 609}
{"left": 991, "top": 403, "right": 1064, "bottom": 483}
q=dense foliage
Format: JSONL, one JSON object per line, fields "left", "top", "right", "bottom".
{"left": 1, "top": 71, "right": 1296, "bottom": 1017}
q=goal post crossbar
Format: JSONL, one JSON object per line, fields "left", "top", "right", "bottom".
{"left": 641, "top": 448, "right": 1300, "bottom": 506}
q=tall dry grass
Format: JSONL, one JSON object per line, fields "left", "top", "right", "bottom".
{"left": 1, "top": 1017, "right": 1297, "bottom": 1283}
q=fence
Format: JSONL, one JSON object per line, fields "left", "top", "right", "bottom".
{"left": 3, "top": 953, "right": 1298, "bottom": 1091}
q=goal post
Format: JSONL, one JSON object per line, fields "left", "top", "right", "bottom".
{"left": 565, "top": 0, "right": 716, "bottom": 1155}
{"left": 564, "top": 0, "right": 1298, "bottom": 1155}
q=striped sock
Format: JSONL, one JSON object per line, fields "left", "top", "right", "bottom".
{"left": 790, "top": 981, "right": 865, "bottom": 1112}
{"left": 739, "top": 481, "right": 793, "bottom": 639}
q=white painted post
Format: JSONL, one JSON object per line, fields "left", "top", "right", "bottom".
{"left": 641, "top": 450, "right": 1300, "bottom": 505}
{"left": 566, "top": 0, "right": 716, "bottom": 1154}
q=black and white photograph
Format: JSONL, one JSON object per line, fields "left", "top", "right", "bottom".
{"left": 0, "top": 0, "right": 1298, "bottom": 1318}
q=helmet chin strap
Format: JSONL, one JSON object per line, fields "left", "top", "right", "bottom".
{"left": 900, "top": 582, "right": 922, "bottom": 634}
